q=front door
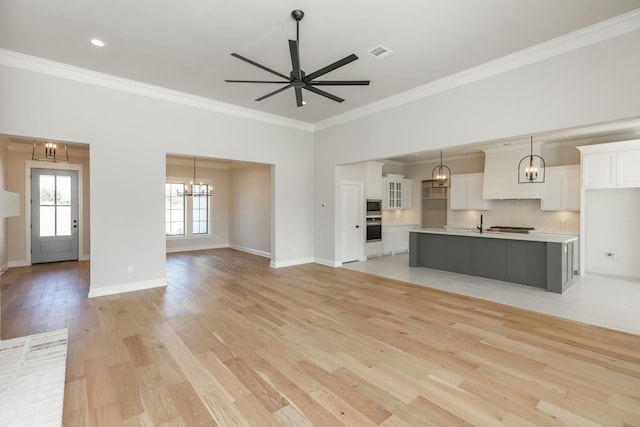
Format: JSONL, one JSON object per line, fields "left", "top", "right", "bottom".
{"left": 31, "top": 168, "right": 79, "bottom": 264}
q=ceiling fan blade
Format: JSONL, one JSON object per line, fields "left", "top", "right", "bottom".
{"left": 308, "top": 80, "right": 370, "bottom": 86}
{"left": 225, "top": 80, "right": 290, "bottom": 84}
{"left": 295, "top": 87, "right": 303, "bottom": 107}
{"left": 303, "top": 85, "right": 344, "bottom": 103}
{"left": 230, "top": 53, "right": 289, "bottom": 80}
{"left": 289, "top": 40, "right": 302, "bottom": 77}
{"left": 304, "top": 54, "right": 359, "bottom": 81}
{"left": 255, "top": 84, "right": 292, "bottom": 101}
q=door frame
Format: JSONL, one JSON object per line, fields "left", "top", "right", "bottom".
{"left": 24, "top": 160, "right": 85, "bottom": 265}
{"left": 340, "top": 180, "right": 364, "bottom": 264}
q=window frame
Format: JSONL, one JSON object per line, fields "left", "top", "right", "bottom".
{"left": 165, "top": 176, "right": 212, "bottom": 239}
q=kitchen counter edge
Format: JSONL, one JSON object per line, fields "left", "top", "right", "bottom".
{"left": 411, "top": 228, "right": 578, "bottom": 244}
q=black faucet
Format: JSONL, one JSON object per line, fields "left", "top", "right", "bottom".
{"left": 477, "top": 214, "right": 483, "bottom": 233}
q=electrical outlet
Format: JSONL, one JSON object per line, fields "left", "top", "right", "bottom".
{"left": 127, "top": 265, "right": 134, "bottom": 275}
{"left": 604, "top": 252, "right": 615, "bottom": 260}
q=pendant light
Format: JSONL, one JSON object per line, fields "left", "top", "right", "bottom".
{"left": 431, "top": 150, "right": 451, "bottom": 188}
{"left": 518, "top": 136, "right": 545, "bottom": 183}
{"left": 178, "top": 157, "right": 212, "bottom": 197}
{"left": 32, "top": 141, "right": 69, "bottom": 163}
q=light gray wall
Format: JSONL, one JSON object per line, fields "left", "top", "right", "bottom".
{"left": 314, "top": 30, "right": 640, "bottom": 263}
{"left": 229, "top": 163, "right": 271, "bottom": 256}
{"left": 585, "top": 188, "right": 640, "bottom": 278}
{"left": 0, "top": 61, "right": 314, "bottom": 294}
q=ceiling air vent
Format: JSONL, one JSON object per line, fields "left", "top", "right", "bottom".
{"left": 367, "top": 45, "right": 393, "bottom": 59}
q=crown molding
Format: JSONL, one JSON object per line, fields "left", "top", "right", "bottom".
{"left": 314, "top": 8, "right": 640, "bottom": 132}
{"left": 166, "top": 156, "right": 247, "bottom": 170}
{"left": 0, "top": 49, "right": 314, "bottom": 133}
{"left": 402, "top": 152, "right": 485, "bottom": 167}
{"left": 483, "top": 141, "right": 543, "bottom": 154}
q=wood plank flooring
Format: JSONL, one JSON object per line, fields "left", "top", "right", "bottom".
{"left": 2, "top": 248, "right": 640, "bottom": 426}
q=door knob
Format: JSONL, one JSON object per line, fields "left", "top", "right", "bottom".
{"left": 355, "top": 225, "right": 360, "bottom": 228}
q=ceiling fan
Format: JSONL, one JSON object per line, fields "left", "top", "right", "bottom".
{"left": 225, "top": 10, "right": 370, "bottom": 107}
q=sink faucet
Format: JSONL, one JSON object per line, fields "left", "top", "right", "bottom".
{"left": 477, "top": 214, "right": 483, "bottom": 233}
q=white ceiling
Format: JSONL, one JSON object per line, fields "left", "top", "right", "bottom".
{"left": 2, "top": 0, "right": 639, "bottom": 125}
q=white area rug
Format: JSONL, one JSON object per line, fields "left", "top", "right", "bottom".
{"left": 0, "top": 329, "right": 68, "bottom": 427}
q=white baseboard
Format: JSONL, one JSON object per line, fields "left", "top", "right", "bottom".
{"left": 0, "top": 263, "right": 7, "bottom": 276}
{"left": 88, "top": 278, "right": 166, "bottom": 298}
{"left": 229, "top": 244, "right": 271, "bottom": 258}
{"left": 7, "top": 260, "right": 29, "bottom": 268}
{"left": 6, "top": 257, "right": 88, "bottom": 268}
{"left": 270, "top": 257, "right": 314, "bottom": 268}
{"left": 166, "top": 243, "right": 229, "bottom": 254}
{"left": 313, "top": 258, "right": 342, "bottom": 268}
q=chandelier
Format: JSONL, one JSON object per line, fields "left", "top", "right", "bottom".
{"left": 179, "top": 157, "right": 212, "bottom": 197}
{"left": 518, "top": 136, "right": 545, "bottom": 183}
{"left": 431, "top": 150, "right": 451, "bottom": 188}
{"left": 32, "top": 141, "right": 69, "bottom": 163}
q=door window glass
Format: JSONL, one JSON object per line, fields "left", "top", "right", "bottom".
{"left": 39, "top": 174, "right": 72, "bottom": 237}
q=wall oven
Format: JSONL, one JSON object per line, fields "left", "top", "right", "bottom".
{"left": 366, "top": 199, "right": 382, "bottom": 216}
{"left": 366, "top": 217, "right": 382, "bottom": 242}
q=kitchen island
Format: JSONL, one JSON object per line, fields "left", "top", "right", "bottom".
{"left": 409, "top": 228, "right": 578, "bottom": 293}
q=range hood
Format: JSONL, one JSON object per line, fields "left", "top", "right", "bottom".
{"left": 482, "top": 142, "right": 543, "bottom": 199}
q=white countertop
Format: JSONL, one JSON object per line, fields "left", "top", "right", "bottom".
{"left": 412, "top": 228, "right": 578, "bottom": 244}
{"left": 382, "top": 223, "right": 420, "bottom": 228}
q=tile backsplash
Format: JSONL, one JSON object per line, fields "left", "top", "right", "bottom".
{"left": 448, "top": 199, "right": 580, "bottom": 233}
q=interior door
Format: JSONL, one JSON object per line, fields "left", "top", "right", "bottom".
{"left": 31, "top": 168, "right": 79, "bottom": 264}
{"left": 341, "top": 182, "right": 362, "bottom": 263}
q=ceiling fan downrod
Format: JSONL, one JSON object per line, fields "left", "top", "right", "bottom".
{"left": 292, "top": 9, "right": 304, "bottom": 43}
{"left": 292, "top": 10, "right": 304, "bottom": 82}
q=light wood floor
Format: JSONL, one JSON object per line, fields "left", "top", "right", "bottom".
{"left": 2, "top": 248, "right": 640, "bottom": 426}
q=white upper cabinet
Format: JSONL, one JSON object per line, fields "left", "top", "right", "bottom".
{"left": 401, "top": 178, "right": 413, "bottom": 210}
{"left": 383, "top": 174, "right": 402, "bottom": 209}
{"left": 482, "top": 144, "right": 543, "bottom": 199}
{"left": 450, "top": 173, "right": 491, "bottom": 210}
{"left": 541, "top": 165, "right": 580, "bottom": 211}
{"left": 617, "top": 150, "right": 640, "bottom": 187}
{"left": 383, "top": 174, "right": 412, "bottom": 209}
{"left": 364, "top": 161, "right": 384, "bottom": 199}
{"left": 579, "top": 140, "right": 640, "bottom": 189}
{"left": 582, "top": 152, "right": 616, "bottom": 188}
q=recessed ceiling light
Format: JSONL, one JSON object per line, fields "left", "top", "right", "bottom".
{"left": 90, "top": 38, "right": 105, "bottom": 47}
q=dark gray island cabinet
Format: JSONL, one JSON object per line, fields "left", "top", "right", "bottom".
{"left": 409, "top": 229, "right": 577, "bottom": 293}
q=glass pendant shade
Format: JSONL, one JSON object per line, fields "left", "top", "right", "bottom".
{"left": 32, "top": 141, "right": 69, "bottom": 163}
{"left": 431, "top": 150, "right": 451, "bottom": 188}
{"left": 518, "top": 137, "right": 545, "bottom": 184}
